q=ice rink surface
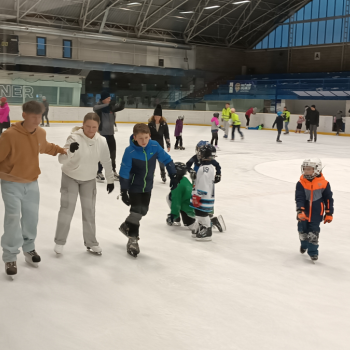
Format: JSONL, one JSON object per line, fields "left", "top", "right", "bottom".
{"left": 1, "top": 123, "right": 350, "bottom": 350}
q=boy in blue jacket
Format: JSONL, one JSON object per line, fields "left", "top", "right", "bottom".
{"left": 272, "top": 111, "right": 284, "bottom": 143}
{"left": 119, "top": 123, "right": 178, "bottom": 257}
{"left": 295, "top": 158, "right": 334, "bottom": 262}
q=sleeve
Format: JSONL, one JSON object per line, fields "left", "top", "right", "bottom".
{"left": 110, "top": 100, "right": 125, "bottom": 113}
{"left": 99, "top": 138, "right": 114, "bottom": 184}
{"left": 0, "top": 132, "right": 11, "bottom": 163}
{"left": 40, "top": 130, "right": 66, "bottom": 156}
{"left": 119, "top": 149, "right": 133, "bottom": 191}
{"left": 215, "top": 119, "right": 219, "bottom": 126}
{"left": 186, "top": 156, "right": 196, "bottom": 171}
{"left": 322, "top": 182, "right": 334, "bottom": 215}
{"left": 170, "top": 184, "right": 182, "bottom": 219}
{"left": 211, "top": 160, "right": 221, "bottom": 176}
{"left": 221, "top": 108, "right": 225, "bottom": 116}
{"left": 156, "top": 144, "right": 176, "bottom": 176}
{"left": 317, "top": 111, "right": 320, "bottom": 126}
{"left": 272, "top": 118, "right": 277, "bottom": 128}
{"left": 93, "top": 103, "right": 108, "bottom": 112}
{"left": 163, "top": 123, "right": 171, "bottom": 148}
{"left": 58, "top": 135, "right": 76, "bottom": 164}
{"left": 295, "top": 182, "right": 306, "bottom": 210}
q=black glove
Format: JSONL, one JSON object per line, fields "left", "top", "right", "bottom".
{"left": 107, "top": 183, "right": 114, "bottom": 194}
{"left": 189, "top": 169, "right": 197, "bottom": 181}
{"left": 166, "top": 214, "right": 175, "bottom": 226}
{"left": 170, "top": 174, "right": 179, "bottom": 191}
{"left": 214, "top": 175, "right": 221, "bottom": 184}
{"left": 69, "top": 142, "right": 79, "bottom": 153}
{"left": 121, "top": 190, "right": 130, "bottom": 206}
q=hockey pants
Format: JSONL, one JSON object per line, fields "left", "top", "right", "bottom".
{"left": 298, "top": 221, "right": 320, "bottom": 256}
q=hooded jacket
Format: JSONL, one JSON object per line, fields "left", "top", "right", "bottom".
{"left": 93, "top": 100, "right": 125, "bottom": 135}
{"left": 58, "top": 128, "right": 114, "bottom": 183}
{"left": 148, "top": 120, "right": 171, "bottom": 149}
{"left": 211, "top": 116, "right": 219, "bottom": 131}
{"left": 174, "top": 119, "right": 183, "bottom": 137}
{"left": 295, "top": 174, "right": 334, "bottom": 223}
{"left": 119, "top": 136, "right": 176, "bottom": 193}
{"left": 0, "top": 102, "right": 10, "bottom": 123}
{"left": 0, "top": 122, "right": 65, "bottom": 183}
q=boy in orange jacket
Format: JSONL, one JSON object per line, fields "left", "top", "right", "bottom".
{"left": 295, "top": 158, "right": 334, "bottom": 262}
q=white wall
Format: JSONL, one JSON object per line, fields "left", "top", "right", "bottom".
{"left": 285, "top": 99, "right": 346, "bottom": 116}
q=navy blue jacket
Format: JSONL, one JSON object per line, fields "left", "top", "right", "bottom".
{"left": 119, "top": 136, "right": 176, "bottom": 193}
{"left": 186, "top": 155, "right": 221, "bottom": 175}
{"left": 272, "top": 115, "right": 284, "bottom": 130}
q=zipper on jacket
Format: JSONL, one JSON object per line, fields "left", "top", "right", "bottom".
{"left": 143, "top": 149, "right": 148, "bottom": 192}
{"left": 309, "top": 184, "right": 313, "bottom": 222}
{"left": 131, "top": 174, "right": 135, "bottom": 185}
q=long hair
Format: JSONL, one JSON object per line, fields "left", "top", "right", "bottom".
{"left": 72, "top": 113, "right": 100, "bottom": 132}
{"left": 148, "top": 115, "right": 167, "bottom": 124}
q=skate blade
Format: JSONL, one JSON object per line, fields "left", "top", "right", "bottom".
{"left": 173, "top": 222, "right": 181, "bottom": 226}
{"left": 25, "top": 257, "right": 39, "bottom": 268}
{"left": 127, "top": 250, "right": 138, "bottom": 258}
{"left": 218, "top": 215, "right": 226, "bottom": 232}
{"left": 195, "top": 237, "right": 212, "bottom": 241}
{"left": 86, "top": 248, "right": 102, "bottom": 255}
{"left": 96, "top": 179, "right": 105, "bottom": 183}
{"left": 7, "top": 274, "right": 16, "bottom": 281}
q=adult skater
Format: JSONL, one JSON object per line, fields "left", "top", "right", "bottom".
{"left": 0, "top": 101, "right": 66, "bottom": 279}
{"left": 93, "top": 91, "right": 125, "bottom": 182}
{"left": 334, "top": 110, "right": 344, "bottom": 135}
{"left": 307, "top": 105, "right": 319, "bottom": 143}
{"left": 0, "top": 97, "right": 10, "bottom": 135}
{"left": 304, "top": 105, "right": 311, "bottom": 134}
{"left": 221, "top": 103, "right": 231, "bottom": 138}
{"left": 118, "top": 123, "right": 178, "bottom": 257}
{"left": 283, "top": 106, "right": 290, "bottom": 134}
{"left": 230, "top": 108, "right": 244, "bottom": 141}
{"left": 272, "top": 111, "right": 284, "bottom": 143}
{"left": 148, "top": 104, "right": 171, "bottom": 183}
{"left": 54, "top": 113, "right": 114, "bottom": 256}
{"left": 41, "top": 96, "right": 50, "bottom": 127}
{"left": 245, "top": 107, "right": 256, "bottom": 128}
{"left": 295, "top": 158, "right": 333, "bottom": 262}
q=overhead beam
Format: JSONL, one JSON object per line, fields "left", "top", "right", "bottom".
{"left": 184, "top": 0, "right": 203, "bottom": 34}
{"left": 20, "top": 0, "right": 42, "bottom": 19}
{"left": 185, "top": 0, "right": 210, "bottom": 43}
{"left": 82, "top": 0, "right": 91, "bottom": 29}
{"left": 99, "top": 8, "right": 110, "bottom": 33}
{"left": 16, "top": 0, "right": 20, "bottom": 23}
{"left": 138, "top": 0, "right": 154, "bottom": 38}
{"left": 84, "top": 0, "right": 120, "bottom": 28}
{"left": 136, "top": 0, "right": 173, "bottom": 28}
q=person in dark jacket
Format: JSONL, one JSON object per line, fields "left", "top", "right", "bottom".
{"left": 307, "top": 105, "right": 319, "bottom": 143}
{"left": 174, "top": 116, "right": 184, "bottom": 150}
{"left": 334, "top": 110, "right": 344, "bottom": 135}
{"left": 118, "top": 123, "right": 177, "bottom": 257}
{"left": 93, "top": 91, "right": 125, "bottom": 182}
{"left": 304, "top": 106, "right": 311, "bottom": 134}
{"left": 272, "top": 111, "right": 284, "bottom": 143}
{"left": 148, "top": 104, "right": 171, "bottom": 183}
{"left": 41, "top": 96, "right": 49, "bottom": 127}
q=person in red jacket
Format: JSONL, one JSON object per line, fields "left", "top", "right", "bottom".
{"left": 245, "top": 107, "right": 256, "bottom": 128}
{"left": 295, "top": 158, "right": 334, "bottom": 262}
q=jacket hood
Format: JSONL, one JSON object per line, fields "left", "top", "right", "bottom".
{"left": 71, "top": 127, "right": 100, "bottom": 141}
{"left": 0, "top": 102, "right": 8, "bottom": 108}
{"left": 12, "top": 121, "right": 38, "bottom": 136}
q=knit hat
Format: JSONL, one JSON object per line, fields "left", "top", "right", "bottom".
{"left": 101, "top": 91, "right": 110, "bottom": 101}
{"left": 277, "top": 111, "right": 283, "bottom": 116}
{"left": 153, "top": 104, "right": 162, "bottom": 117}
{"left": 311, "top": 105, "right": 316, "bottom": 108}
{"left": 0, "top": 97, "right": 7, "bottom": 103}
{"left": 213, "top": 113, "right": 219, "bottom": 118}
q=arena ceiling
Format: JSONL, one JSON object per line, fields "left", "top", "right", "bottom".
{"left": 0, "top": 0, "right": 311, "bottom": 49}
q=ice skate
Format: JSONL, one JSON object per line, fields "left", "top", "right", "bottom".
{"left": 45, "top": 124, "right": 50, "bottom": 127}
{"left": 276, "top": 140, "right": 282, "bottom": 143}
{"left": 127, "top": 237, "right": 140, "bottom": 257}
{"left": 40, "top": 124, "right": 44, "bottom": 127}
{"left": 5, "top": 262, "right": 17, "bottom": 280}
{"left": 304, "top": 130, "right": 310, "bottom": 134}
{"left": 96, "top": 172, "right": 105, "bottom": 183}
{"left": 113, "top": 171, "right": 120, "bottom": 181}
{"left": 161, "top": 172, "right": 167, "bottom": 183}
{"left": 87, "top": 245, "right": 102, "bottom": 255}
{"left": 54, "top": 244, "right": 64, "bottom": 255}
{"left": 119, "top": 222, "right": 130, "bottom": 238}
{"left": 24, "top": 250, "right": 41, "bottom": 268}
{"left": 284, "top": 132, "right": 289, "bottom": 135}
{"left": 300, "top": 247, "right": 307, "bottom": 254}
{"left": 307, "top": 139, "right": 313, "bottom": 142}
{"left": 310, "top": 255, "right": 318, "bottom": 263}
{"left": 223, "top": 135, "right": 228, "bottom": 139}
{"left": 179, "top": 147, "right": 185, "bottom": 150}
{"left": 174, "top": 146, "right": 179, "bottom": 150}
{"left": 192, "top": 223, "right": 201, "bottom": 238}
{"left": 211, "top": 215, "right": 226, "bottom": 232}
{"left": 196, "top": 226, "right": 212, "bottom": 241}
{"left": 241, "top": 136, "right": 244, "bottom": 140}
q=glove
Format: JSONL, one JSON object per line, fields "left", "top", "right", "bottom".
{"left": 324, "top": 214, "right": 333, "bottom": 224}
{"left": 189, "top": 170, "right": 197, "bottom": 181}
{"left": 192, "top": 194, "right": 201, "bottom": 208}
{"left": 214, "top": 175, "right": 221, "bottom": 184}
{"left": 121, "top": 190, "right": 130, "bottom": 206}
{"left": 107, "top": 183, "right": 114, "bottom": 194}
{"left": 166, "top": 214, "right": 175, "bottom": 226}
{"left": 69, "top": 142, "right": 79, "bottom": 153}
{"left": 297, "top": 210, "right": 308, "bottom": 221}
{"left": 170, "top": 174, "right": 179, "bottom": 190}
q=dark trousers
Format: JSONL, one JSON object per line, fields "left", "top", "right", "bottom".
{"left": 305, "top": 120, "right": 310, "bottom": 131}
{"left": 125, "top": 192, "right": 152, "bottom": 237}
{"left": 277, "top": 128, "right": 282, "bottom": 141}
{"left": 231, "top": 125, "right": 243, "bottom": 140}
{"left": 174, "top": 211, "right": 196, "bottom": 226}
{"left": 298, "top": 221, "right": 320, "bottom": 256}
{"left": 98, "top": 135, "right": 116, "bottom": 173}
{"left": 42, "top": 111, "right": 49, "bottom": 125}
{"left": 336, "top": 119, "right": 343, "bottom": 134}
{"left": 175, "top": 136, "right": 183, "bottom": 148}
{"left": 211, "top": 131, "right": 218, "bottom": 146}
{"left": 245, "top": 115, "right": 250, "bottom": 126}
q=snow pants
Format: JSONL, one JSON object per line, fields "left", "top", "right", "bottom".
{"left": 298, "top": 221, "right": 320, "bottom": 257}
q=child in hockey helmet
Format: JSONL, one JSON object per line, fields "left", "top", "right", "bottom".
{"left": 301, "top": 158, "right": 322, "bottom": 180}
{"left": 198, "top": 144, "right": 217, "bottom": 162}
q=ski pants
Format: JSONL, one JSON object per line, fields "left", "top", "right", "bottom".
{"left": 223, "top": 120, "right": 230, "bottom": 136}
{"left": 211, "top": 131, "right": 218, "bottom": 146}
{"left": 98, "top": 135, "right": 116, "bottom": 173}
{"left": 175, "top": 136, "right": 183, "bottom": 148}
{"left": 1, "top": 180, "right": 39, "bottom": 263}
{"left": 125, "top": 192, "right": 152, "bottom": 237}
{"left": 277, "top": 128, "right": 282, "bottom": 141}
{"left": 42, "top": 111, "right": 49, "bottom": 125}
{"left": 285, "top": 122, "right": 289, "bottom": 133}
{"left": 310, "top": 124, "right": 318, "bottom": 141}
{"left": 55, "top": 172, "right": 98, "bottom": 247}
{"left": 231, "top": 125, "right": 243, "bottom": 140}
{"left": 298, "top": 221, "right": 320, "bottom": 256}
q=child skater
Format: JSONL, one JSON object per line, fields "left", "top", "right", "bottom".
{"left": 296, "top": 115, "right": 305, "bottom": 133}
{"left": 211, "top": 113, "right": 220, "bottom": 150}
{"left": 272, "top": 111, "right": 284, "bottom": 143}
{"left": 230, "top": 108, "right": 244, "bottom": 141}
{"left": 295, "top": 158, "right": 334, "bottom": 262}
{"left": 166, "top": 162, "right": 198, "bottom": 233}
{"left": 119, "top": 123, "right": 178, "bottom": 257}
{"left": 174, "top": 116, "right": 185, "bottom": 150}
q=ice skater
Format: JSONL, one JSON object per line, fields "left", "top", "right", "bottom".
{"left": 174, "top": 115, "right": 185, "bottom": 150}
{"left": 54, "top": 113, "right": 115, "bottom": 256}
{"left": 221, "top": 103, "right": 231, "bottom": 138}
{"left": 230, "top": 108, "right": 244, "bottom": 141}
{"left": 0, "top": 97, "right": 10, "bottom": 136}
{"left": 41, "top": 96, "right": 50, "bottom": 127}
{"left": 295, "top": 115, "right": 305, "bottom": 133}
{"left": 119, "top": 123, "right": 178, "bottom": 257}
{"left": 272, "top": 111, "right": 284, "bottom": 143}
{"left": 0, "top": 101, "right": 66, "bottom": 279}
{"left": 307, "top": 105, "right": 319, "bottom": 143}
{"left": 295, "top": 158, "right": 333, "bottom": 262}
{"left": 283, "top": 106, "right": 290, "bottom": 134}
{"left": 211, "top": 113, "right": 221, "bottom": 150}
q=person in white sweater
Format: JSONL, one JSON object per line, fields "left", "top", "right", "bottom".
{"left": 54, "top": 113, "right": 114, "bottom": 255}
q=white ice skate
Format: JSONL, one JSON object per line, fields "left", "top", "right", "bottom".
{"left": 96, "top": 173, "right": 105, "bottom": 183}
{"left": 87, "top": 245, "right": 102, "bottom": 255}
{"left": 24, "top": 250, "right": 41, "bottom": 268}
{"left": 54, "top": 244, "right": 64, "bottom": 255}
{"left": 113, "top": 172, "right": 120, "bottom": 181}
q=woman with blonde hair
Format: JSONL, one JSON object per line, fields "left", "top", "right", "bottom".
{"left": 148, "top": 104, "right": 171, "bottom": 183}
{"left": 54, "top": 113, "right": 114, "bottom": 255}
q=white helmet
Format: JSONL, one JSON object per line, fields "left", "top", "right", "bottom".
{"left": 301, "top": 158, "right": 322, "bottom": 179}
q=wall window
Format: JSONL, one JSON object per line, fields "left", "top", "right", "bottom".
{"left": 63, "top": 40, "right": 72, "bottom": 59}
{"left": 36, "top": 37, "right": 46, "bottom": 56}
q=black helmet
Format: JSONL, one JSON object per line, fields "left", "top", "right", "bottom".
{"left": 199, "top": 144, "right": 216, "bottom": 161}
{"left": 174, "top": 162, "right": 188, "bottom": 178}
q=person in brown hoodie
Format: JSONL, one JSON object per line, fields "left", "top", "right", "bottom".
{"left": 0, "top": 100, "right": 66, "bottom": 279}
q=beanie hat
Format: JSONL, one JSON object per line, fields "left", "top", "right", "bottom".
{"left": 277, "top": 111, "right": 283, "bottom": 116}
{"left": 213, "top": 113, "right": 219, "bottom": 118}
{"left": 153, "top": 104, "right": 162, "bottom": 117}
{"left": 101, "top": 91, "right": 110, "bottom": 101}
{"left": 0, "top": 97, "right": 7, "bottom": 103}
{"left": 311, "top": 105, "right": 316, "bottom": 108}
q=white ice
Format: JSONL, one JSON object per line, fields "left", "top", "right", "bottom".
{"left": 1, "top": 124, "right": 350, "bottom": 350}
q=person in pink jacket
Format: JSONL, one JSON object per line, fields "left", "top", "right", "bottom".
{"left": 0, "top": 97, "right": 10, "bottom": 136}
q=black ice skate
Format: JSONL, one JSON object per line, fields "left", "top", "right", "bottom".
{"left": 127, "top": 237, "right": 140, "bottom": 257}
{"left": 174, "top": 146, "right": 179, "bottom": 150}
{"left": 211, "top": 215, "right": 226, "bottom": 232}
{"left": 5, "top": 262, "right": 17, "bottom": 280}
{"left": 196, "top": 226, "right": 212, "bottom": 241}
{"left": 24, "top": 250, "right": 41, "bottom": 268}
{"left": 161, "top": 172, "right": 167, "bottom": 183}
{"left": 119, "top": 222, "right": 130, "bottom": 238}
{"left": 300, "top": 247, "right": 307, "bottom": 254}
{"left": 310, "top": 255, "right": 318, "bottom": 263}
{"left": 179, "top": 147, "right": 185, "bottom": 150}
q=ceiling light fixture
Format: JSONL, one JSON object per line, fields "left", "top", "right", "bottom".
{"left": 204, "top": 5, "right": 220, "bottom": 9}
{"left": 233, "top": 1, "right": 250, "bottom": 4}
{"left": 127, "top": 2, "right": 142, "bottom": 5}
{"left": 180, "top": 11, "right": 195, "bottom": 13}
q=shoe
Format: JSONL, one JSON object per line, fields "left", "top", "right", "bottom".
{"left": 161, "top": 172, "right": 167, "bottom": 183}
{"left": 196, "top": 226, "right": 212, "bottom": 241}
{"left": 307, "top": 139, "right": 313, "bottom": 142}
{"left": 24, "top": 250, "right": 41, "bottom": 267}
{"left": 5, "top": 261, "right": 17, "bottom": 279}
{"left": 54, "top": 244, "right": 64, "bottom": 254}
{"left": 276, "top": 140, "right": 282, "bottom": 142}
{"left": 310, "top": 255, "right": 318, "bottom": 261}
{"left": 113, "top": 172, "right": 120, "bottom": 181}
{"left": 300, "top": 247, "right": 307, "bottom": 254}
{"left": 87, "top": 245, "right": 102, "bottom": 255}
{"left": 96, "top": 172, "right": 105, "bottom": 183}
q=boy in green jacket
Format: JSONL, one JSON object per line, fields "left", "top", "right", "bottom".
{"left": 283, "top": 106, "right": 291, "bottom": 134}
{"left": 230, "top": 108, "right": 244, "bottom": 141}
